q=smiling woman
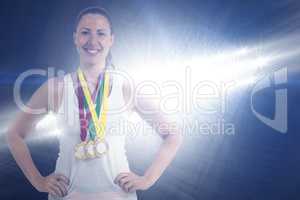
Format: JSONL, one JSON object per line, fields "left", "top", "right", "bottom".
{"left": 6, "top": 6, "right": 182, "bottom": 200}
{"left": 74, "top": 7, "right": 114, "bottom": 70}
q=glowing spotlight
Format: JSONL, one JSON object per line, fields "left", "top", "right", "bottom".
{"left": 41, "top": 128, "right": 62, "bottom": 138}
{"left": 36, "top": 111, "right": 57, "bottom": 129}
{"left": 254, "top": 57, "right": 270, "bottom": 67}
{"left": 235, "top": 47, "right": 249, "bottom": 56}
{"left": 36, "top": 111, "right": 61, "bottom": 138}
{"left": 236, "top": 76, "right": 256, "bottom": 88}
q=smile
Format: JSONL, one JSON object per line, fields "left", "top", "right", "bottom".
{"left": 83, "top": 48, "right": 101, "bottom": 56}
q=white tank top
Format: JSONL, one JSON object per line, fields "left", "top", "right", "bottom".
{"left": 48, "top": 72, "right": 137, "bottom": 200}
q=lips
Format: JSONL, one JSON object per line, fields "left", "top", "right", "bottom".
{"left": 83, "top": 47, "right": 101, "bottom": 56}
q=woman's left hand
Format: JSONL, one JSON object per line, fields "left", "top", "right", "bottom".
{"left": 114, "top": 172, "right": 153, "bottom": 193}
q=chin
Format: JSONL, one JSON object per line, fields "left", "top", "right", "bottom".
{"left": 82, "top": 56, "right": 104, "bottom": 66}
{"left": 85, "top": 60, "right": 99, "bottom": 67}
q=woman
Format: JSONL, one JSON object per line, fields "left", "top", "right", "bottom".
{"left": 6, "top": 7, "right": 182, "bottom": 200}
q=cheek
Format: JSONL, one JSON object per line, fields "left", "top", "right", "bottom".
{"left": 103, "top": 38, "right": 113, "bottom": 47}
{"left": 77, "top": 36, "right": 88, "bottom": 46}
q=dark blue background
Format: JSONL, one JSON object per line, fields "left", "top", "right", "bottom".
{"left": 1, "top": 0, "right": 300, "bottom": 200}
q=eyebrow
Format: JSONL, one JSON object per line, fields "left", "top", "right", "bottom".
{"left": 80, "top": 27, "right": 108, "bottom": 32}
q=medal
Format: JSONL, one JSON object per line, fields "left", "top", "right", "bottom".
{"left": 75, "top": 142, "right": 87, "bottom": 160}
{"left": 74, "top": 68, "right": 110, "bottom": 160}
{"left": 85, "top": 140, "right": 96, "bottom": 158}
{"left": 95, "top": 138, "right": 108, "bottom": 156}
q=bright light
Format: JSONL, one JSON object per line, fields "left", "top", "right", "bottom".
{"left": 127, "top": 46, "right": 269, "bottom": 84}
{"left": 235, "top": 47, "right": 249, "bottom": 56}
{"left": 236, "top": 76, "right": 256, "bottom": 88}
{"left": 36, "top": 111, "right": 61, "bottom": 138}
{"left": 254, "top": 57, "right": 270, "bottom": 67}
{"left": 36, "top": 112, "right": 56, "bottom": 129}
{"left": 124, "top": 46, "right": 276, "bottom": 119}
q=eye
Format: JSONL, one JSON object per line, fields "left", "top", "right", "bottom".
{"left": 97, "top": 32, "right": 106, "bottom": 36}
{"left": 80, "top": 30, "right": 90, "bottom": 35}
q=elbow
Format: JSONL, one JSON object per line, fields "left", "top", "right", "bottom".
{"left": 5, "top": 128, "right": 24, "bottom": 148}
{"left": 165, "top": 131, "right": 183, "bottom": 150}
{"left": 5, "top": 130, "right": 15, "bottom": 147}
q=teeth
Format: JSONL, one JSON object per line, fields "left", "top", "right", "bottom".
{"left": 86, "top": 49, "right": 99, "bottom": 54}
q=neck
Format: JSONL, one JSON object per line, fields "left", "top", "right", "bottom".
{"left": 80, "top": 61, "right": 106, "bottom": 84}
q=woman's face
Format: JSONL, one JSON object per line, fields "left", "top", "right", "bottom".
{"left": 74, "top": 14, "right": 114, "bottom": 66}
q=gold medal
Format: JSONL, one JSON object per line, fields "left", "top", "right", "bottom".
{"left": 75, "top": 142, "right": 87, "bottom": 160}
{"left": 85, "top": 140, "right": 96, "bottom": 158}
{"left": 95, "top": 138, "right": 108, "bottom": 157}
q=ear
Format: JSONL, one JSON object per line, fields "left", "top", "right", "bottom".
{"left": 110, "top": 34, "right": 114, "bottom": 47}
{"left": 73, "top": 31, "right": 77, "bottom": 46}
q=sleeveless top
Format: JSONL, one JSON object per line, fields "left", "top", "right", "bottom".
{"left": 48, "top": 72, "right": 137, "bottom": 200}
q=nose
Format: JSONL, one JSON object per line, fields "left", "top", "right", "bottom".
{"left": 88, "top": 34, "right": 100, "bottom": 46}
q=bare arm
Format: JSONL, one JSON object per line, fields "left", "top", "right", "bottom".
{"left": 115, "top": 80, "right": 183, "bottom": 192}
{"left": 5, "top": 78, "right": 69, "bottom": 197}
{"left": 134, "top": 93, "right": 182, "bottom": 185}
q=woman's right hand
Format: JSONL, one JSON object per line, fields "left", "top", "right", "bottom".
{"left": 34, "top": 173, "right": 70, "bottom": 198}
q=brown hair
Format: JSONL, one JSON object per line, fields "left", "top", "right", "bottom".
{"left": 75, "top": 6, "right": 114, "bottom": 34}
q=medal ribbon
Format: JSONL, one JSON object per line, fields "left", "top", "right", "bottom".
{"left": 78, "top": 68, "right": 109, "bottom": 141}
{"left": 84, "top": 74, "right": 104, "bottom": 140}
{"left": 75, "top": 73, "right": 101, "bottom": 142}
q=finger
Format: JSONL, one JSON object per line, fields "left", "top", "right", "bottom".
{"left": 53, "top": 180, "right": 68, "bottom": 196}
{"left": 123, "top": 181, "right": 133, "bottom": 193}
{"left": 48, "top": 188, "right": 59, "bottom": 198}
{"left": 57, "top": 179, "right": 69, "bottom": 196}
{"left": 119, "top": 176, "right": 131, "bottom": 188}
{"left": 115, "top": 172, "right": 130, "bottom": 182}
{"left": 114, "top": 173, "right": 130, "bottom": 184}
{"left": 49, "top": 184, "right": 63, "bottom": 197}
{"left": 49, "top": 175, "right": 67, "bottom": 196}
{"left": 55, "top": 173, "right": 70, "bottom": 185}
{"left": 128, "top": 185, "right": 136, "bottom": 193}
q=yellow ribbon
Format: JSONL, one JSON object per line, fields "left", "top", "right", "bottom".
{"left": 77, "top": 68, "right": 109, "bottom": 141}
